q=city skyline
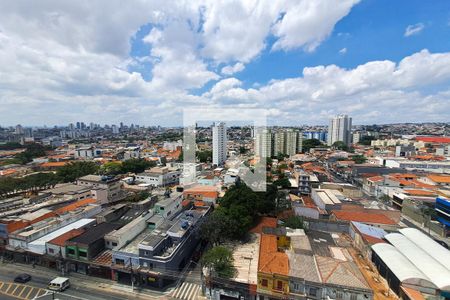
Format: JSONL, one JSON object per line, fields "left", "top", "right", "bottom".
{"left": 0, "top": 1, "right": 450, "bottom": 126}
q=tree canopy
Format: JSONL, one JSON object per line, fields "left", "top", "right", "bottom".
{"left": 99, "top": 161, "right": 122, "bottom": 175}
{"left": 302, "top": 139, "right": 322, "bottom": 153}
{"left": 332, "top": 141, "right": 349, "bottom": 151}
{"left": 14, "top": 143, "right": 49, "bottom": 164}
{"left": 120, "top": 158, "right": 156, "bottom": 173}
{"left": 359, "top": 136, "right": 376, "bottom": 146}
{"left": 351, "top": 154, "right": 367, "bottom": 164}
{"left": 201, "top": 246, "right": 236, "bottom": 279}
{"left": 201, "top": 183, "right": 277, "bottom": 244}
{"left": 281, "top": 215, "right": 304, "bottom": 229}
{"left": 56, "top": 161, "right": 99, "bottom": 182}
{"left": 196, "top": 150, "right": 212, "bottom": 163}
{"left": 0, "top": 172, "right": 59, "bottom": 197}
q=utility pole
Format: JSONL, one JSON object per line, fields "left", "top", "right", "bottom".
{"left": 130, "top": 257, "right": 134, "bottom": 291}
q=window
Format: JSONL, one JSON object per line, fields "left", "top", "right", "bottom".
{"left": 112, "top": 242, "right": 117, "bottom": 247}
{"left": 79, "top": 250, "right": 87, "bottom": 258}
{"left": 309, "top": 288, "right": 317, "bottom": 297}
{"left": 67, "top": 248, "right": 75, "bottom": 255}
{"left": 115, "top": 259, "right": 125, "bottom": 265}
{"left": 261, "top": 279, "right": 268, "bottom": 287}
{"left": 48, "top": 248, "right": 54, "bottom": 254}
{"left": 336, "top": 291, "right": 343, "bottom": 299}
{"left": 276, "top": 280, "right": 283, "bottom": 290}
{"left": 350, "top": 294, "right": 357, "bottom": 300}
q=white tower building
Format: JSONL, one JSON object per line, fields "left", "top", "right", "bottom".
{"left": 327, "top": 114, "right": 352, "bottom": 146}
{"left": 212, "top": 122, "right": 227, "bottom": 166}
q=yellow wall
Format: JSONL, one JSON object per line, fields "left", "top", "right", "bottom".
{"left": 257, "top": 272, "right": 289, "bottom": 296}
{"left": 276, "top": 235, "right": 290, "bottom": 249}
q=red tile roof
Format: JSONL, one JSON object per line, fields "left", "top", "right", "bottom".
{"left": 54, "top": 198, "right": 97, "bottom": 214}
{"left": 258, "top": 234, "right": 289, "bottom": 276}
{"left": 48, "top": 229, "right": 85, "bottom": 247}
{"left": 40, "top": 161, "right": 69, "bottom": 168}
{"left": 403, "top": 189, "right": 436, "bottom": 196}
{"left": 415, "top": 136, "right": 450, "bottom": 143}
{"left": 361, "top": 233, "right": 386, "bottom": 245}
{"left": 250, "top": 217, "right": 277, "bottom": 234}
{"left": 427, "top": 174, "right": 450, "bottom": 184}
{"left": 332, "top": 211, "right": 397, "bottom": 225}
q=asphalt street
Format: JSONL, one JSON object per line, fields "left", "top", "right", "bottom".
{"left": 0, "top": 262, "right": 169, "bottom": 300}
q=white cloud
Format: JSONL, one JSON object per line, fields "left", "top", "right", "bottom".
{"left": 221, "top": 62, "right": 245, "bottom": 75}
{"left": 0, "top": 2, "right": 449, "bottom": 126}
{"left": 205, "top": 49, "right": 450, "bottom": 124}
{"left": 404, "top": 23, "right": 425, "bottom": 37}
{"left": 272, "top": 0, "right": 360, "bottom": 52}
{"left": 339, "top": 47, "right": 347, "bottom": 55}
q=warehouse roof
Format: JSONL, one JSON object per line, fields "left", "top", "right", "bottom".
{"left": 371, "top": 243, "right": 434, "bottom": 289}
{"left": 384, "top": 233, "right": 450, "bottom": 290}
{"left": 398, "top": 228, "right": 450, "bottom": 270}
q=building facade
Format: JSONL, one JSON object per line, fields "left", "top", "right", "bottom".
{"left": 328, "top": 115, "right": 352, "bottom": 146}
{"left": 212, "top": 122, "right": 227, "bottom": 166}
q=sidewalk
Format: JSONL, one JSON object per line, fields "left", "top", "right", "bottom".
{"left": 1, "top": 262, "right": 172, "bottom": 300}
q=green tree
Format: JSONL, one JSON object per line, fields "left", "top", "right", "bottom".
{"left": 201, "top": 207, "right": 233, "bottom": 245}
{"left": 276, "top": 152, "right": 287, "bottom": 161}
{"left": 99, "top": 161, "right": 122, "bottom": 175}
{"left": 196, "top": 150, "right": 212, "bottom": 163}
{"left": 239, "top": 146, "right": 248, "bottom": 154}
{"left": 201, "top": 246, "right": 236, "bottom": 279}
{"left": 0, "top": 172, "right": 59, "bottom": 197}
{"left": 57, "top": 161, "right": 99, "bottom": 182}
{"left": 302, "top": 139, "right": 322, "bottom": 153}
{"left": 359, "top": 136, "right": 376, "bottom": 146}
{"left": 14, "top": 143, "right": 48, "bottom": 164}
{"left": 351, "top": 154, "right": 367, "bottom": 164}
{"left": 120, "top": 158, "right": 156, "bottom": 173}
{"left": 273, "top": 177, "right": 291, "bottom": 189}
{"left": 332, "top": 141, "right": 349, "bottom": 151}
{"left": 0, "top": 142, "right": 23, "bottom": 150}
{"left": 281, "top": 215, "right": 304, "bottom": 229}
{"left": 177, "top": 151, "right": 183, "bottom": 162}
{"left": 255, "top": 184, "right": 277, "bottom": 214}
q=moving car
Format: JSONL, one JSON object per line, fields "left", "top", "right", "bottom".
{"left": 14, "top": 274, "right": 31, "bottom": 283}
{"left": 48, "top": 277, "right": 70, "bottom": 291}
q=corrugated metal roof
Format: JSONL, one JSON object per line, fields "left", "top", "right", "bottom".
{"left": 384, "top": 233, "right": 450, "bottom": 290}
{"left": 352, "top": 221, "right": 387, "bottom": 240}
{"left": 371, "top": 243, "right": 434, "bottom": 288}
{"left": 398, "top": 228, "right": 450, "bottom": 271}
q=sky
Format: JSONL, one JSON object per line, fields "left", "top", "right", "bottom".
{"left": 0, "top": 0, "right": 450, "bottom": 126}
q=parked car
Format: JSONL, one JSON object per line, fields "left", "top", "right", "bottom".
{"left": 14, "top": 274, "right": 31, "bottom": 283}
{"left": 48, "top": 277, "right": 70, "bottom": 291}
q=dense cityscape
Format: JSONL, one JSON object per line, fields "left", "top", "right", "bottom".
{"left": 1, "top": 1, "right": 450, "bottom": 300}
{"left": 1, "top": 117, "right": 450, "bottom": 300}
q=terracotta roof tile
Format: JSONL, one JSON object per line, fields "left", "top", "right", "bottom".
{"left": 427, "top": 174, "right": 450, "bottom": 184}
{"left": 258, "top": 234, "right": 289, "bottom": 276}
{"left": 48, "top": 229, "right": 85, "bottom": 247}
{"left": 250, "top": 217, "right": 277, "bottom": 234}
{"left": 332, "top": 211, "right": 396, "bottom": 225}
{"left": 54, "top": 198, "right": 97, "bottom": 214}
